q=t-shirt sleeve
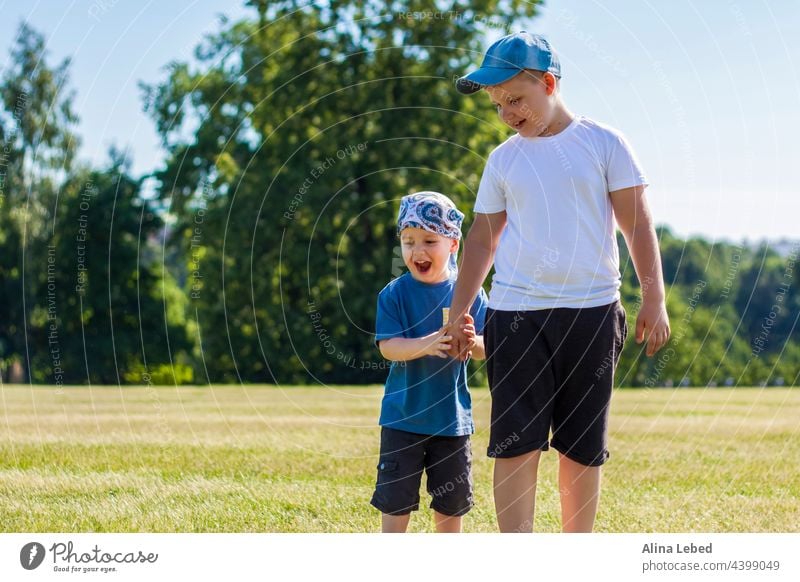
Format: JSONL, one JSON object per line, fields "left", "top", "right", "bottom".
{"left": 470, "top": 288, "right": 490, "bottom": 335}
{"left": 375, "top": 287, "right": 405, "bottom": 347}
{"left": 606, "top": 130, "right": 648, "bottom": 192}
{"left": 474, "top": 152, "right": 507, "bottom": 213}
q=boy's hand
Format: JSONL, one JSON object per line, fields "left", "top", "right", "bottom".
{"left": 421, "top": 328, "right": 453, "bottom": 359}
{"left": 636, "top": 299, "right": 670, "bottom": 356}
{"left": 461, "top": 313, "right": 476, "bottom": 339}
{"left": 461, "top": 314, "right": 476, "bottom": 357}
{"left": 446, "top": 314, "right": 473, "bottom": 361}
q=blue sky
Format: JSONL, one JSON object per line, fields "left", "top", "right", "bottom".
{"left": 1, "top": 0, "right": 798, "bottom": 241}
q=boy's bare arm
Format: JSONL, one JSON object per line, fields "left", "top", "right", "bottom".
{"left": 447, "top": 211, "right": 507, "bottom": 360}
{"left": 610, "top": 185, "right": 671, "bottom": 356}
{"left": 378, "top": 329, "right": 453, "bottom": 361}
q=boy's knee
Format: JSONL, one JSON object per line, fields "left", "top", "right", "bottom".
{"left": 494, "top": 447, "right": 544, "bottom": 467}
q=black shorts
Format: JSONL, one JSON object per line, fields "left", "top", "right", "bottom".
{"left": 370, "top": 427, "right": 473, "bottom": 517}
{"left": 484, "top": 300, "right": 628, "bottom": 467}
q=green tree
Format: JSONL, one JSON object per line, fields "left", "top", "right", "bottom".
{"left": 0, "top": 22, "right": 79, "bottom": 382}
{"left": 26, "top": 152, "right": 192, "bottom": 385}
{"left": 1, "top": 23, "right": 191, "bottom": 385}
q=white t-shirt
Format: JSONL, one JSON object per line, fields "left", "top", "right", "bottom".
{"left": 474, "top": 115, "right": 647, "bottom": 310}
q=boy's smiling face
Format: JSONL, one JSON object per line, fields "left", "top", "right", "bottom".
{"left": 485, "top": 69, "right": 558, "bottom": 138}
{"left": 400, "top": 227, "right": 458, "bottom": 284}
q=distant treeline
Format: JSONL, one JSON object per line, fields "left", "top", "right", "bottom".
{"left": 1, "top": 5, "right": 797, "bottom": 387}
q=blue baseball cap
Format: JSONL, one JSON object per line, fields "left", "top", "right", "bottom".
{"left": 456, "top": 31, "right": 561, "bottom": 95}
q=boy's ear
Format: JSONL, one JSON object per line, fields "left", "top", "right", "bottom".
{"left": 451, "top": 238, "right": 460, "bottom": 253}
{"left": 543, "top": 72, "right": 558, "bottom": 96}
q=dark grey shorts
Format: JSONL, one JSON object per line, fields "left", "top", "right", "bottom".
{"left": 484, "top": 300, "right": 628, "bottom": 467}
{"left": 370, "top": 427, "right": 473, "bottom": 517}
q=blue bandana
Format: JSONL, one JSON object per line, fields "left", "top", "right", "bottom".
{"left": 397, "top": 191, "right": 465, "bottom": 273}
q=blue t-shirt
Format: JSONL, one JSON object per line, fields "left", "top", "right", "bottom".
{"left": 374, "top": 272, "right": 489, "bottom": 437}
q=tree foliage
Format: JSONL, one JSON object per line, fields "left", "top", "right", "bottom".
{"left": 1, "top": 23, "right": 189, "bottom": 385}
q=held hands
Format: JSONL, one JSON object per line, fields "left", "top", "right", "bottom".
{"left": 421, "top": 327, "right": 454, "bottom": 359}
{"left": 445, "top": 313, "right": 476, "bottom": 361}
{"left": 636, "top": 299, "right": 670, "bottom": 356}
{"left": 461, "top": 314, "right": 477, "bottom": 358}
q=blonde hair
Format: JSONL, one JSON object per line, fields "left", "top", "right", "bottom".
{"left": 523, "top": 68, "right": 559, "bottom": 90}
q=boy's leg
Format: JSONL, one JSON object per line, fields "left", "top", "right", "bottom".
{"left": 370, "top": 427, "right": 426, "bottom": 532}
{"left": 433, "top": 511, "right": 462, "bottom": 533}
{"left": 483, "top": 308, "right": 556, "bottom": 533}
{"left": 494, "top": 449, "right": 542, "bottom": 533}
{"left": 558, "top": 453, "right": 601, "bottom": 532}
{"left": 549, "top": 299, "right": 628, "bottom": 533}
{"left": 381, "top": 513, "right": 411, "bottom": 533}
{"left": 425, "top": 434, "right": 473, "bottom": 531}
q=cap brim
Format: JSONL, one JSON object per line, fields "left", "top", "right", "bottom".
{"left": 455, "top": 66, "right": 522, "bottom": 95}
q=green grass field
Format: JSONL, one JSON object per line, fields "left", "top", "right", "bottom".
{"left": 1, "top": 385, "right": 798, "bottom": 532}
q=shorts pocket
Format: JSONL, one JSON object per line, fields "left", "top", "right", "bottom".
{"left": 377, "top": 460, "right": 398, "bottom": 472}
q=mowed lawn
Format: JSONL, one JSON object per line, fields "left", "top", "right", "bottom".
{"left": 1, "top": 385, "right": 798, "bottom": 533}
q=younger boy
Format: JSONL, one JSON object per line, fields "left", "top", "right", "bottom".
{"left": 371, "top": 191, "right": 489, "bottom": 533}
{"left": 447, "top": 32, "right": 671, "bottom": 533}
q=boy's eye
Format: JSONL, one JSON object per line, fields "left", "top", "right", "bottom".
{"left": 495, "top": 98, "right": 518, "bottom": 110}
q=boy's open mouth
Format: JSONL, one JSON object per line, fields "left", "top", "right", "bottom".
{"left": 513, "top": 119, "right": 526, "bottom": 130}
{"left": 414, "top": 260, "right": 432, "bottom": 274}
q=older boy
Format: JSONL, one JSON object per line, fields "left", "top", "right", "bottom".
{"left": 447, "top": 32, "right": 670, "bottom": 533}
